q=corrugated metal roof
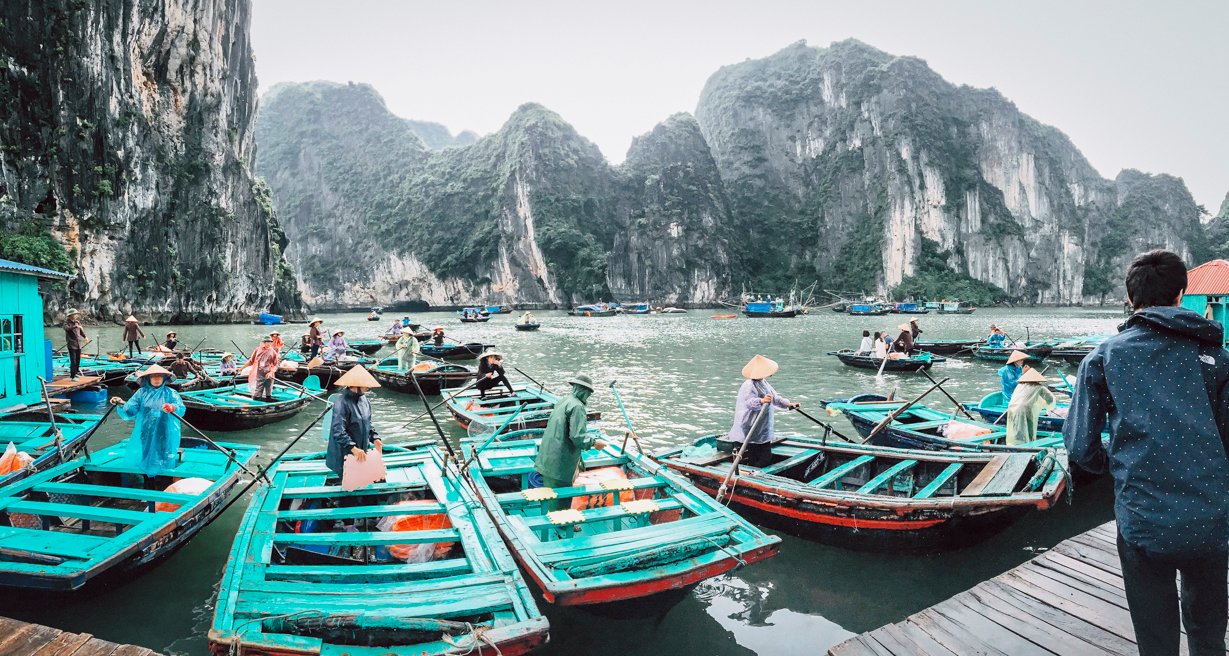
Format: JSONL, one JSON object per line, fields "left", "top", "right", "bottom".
{"left": 0, "top": 258, "right": 72, "bottom": 280}
{"left": 1186, "top": 259, "right": 1229, "bottom": 295}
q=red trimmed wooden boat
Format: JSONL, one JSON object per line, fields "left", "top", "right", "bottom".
{"left": 369, "top": 360, "right": 477, "bottom": 395}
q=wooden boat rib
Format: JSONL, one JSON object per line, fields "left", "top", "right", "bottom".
{"left": 828, "top": 349, "right": 945, "bottom": 371}
{"left": 446, "top": 386, "right": 600, "bottom": 432}
{"left": 208, "top": 443, "right": 549, "bottom": 656}
{"left": 964, "top": 391, "right": 1070, "bottom": 432}
{"left": 655, "top": 434, "right": 1066, "bottom": 552}
{"left": 0, "top": 436, "right": 257, "bottom": 591}
{"left": 912, "top": 339, "right": 982, "bottom": 356}
{"left": 182, "top": 382, "right": 314, "bottom": 431}
{"left": 0, "top": 410, "right": 104, "bottom": 489}
{"left": 369, "top": 360, "right": 477, "bottom": 396}
{"left": 463, "top": 430, "right": 780, "bottom": 605}
{"left": 420, "top": 342, "right": 489, "bottom": 361}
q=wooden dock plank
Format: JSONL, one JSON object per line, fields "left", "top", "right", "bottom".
{"left": 0, "top": 617, "right": 159, "bottom": 656}
{"left": 828, "top": 521, "right": 1229, "bottom": 655}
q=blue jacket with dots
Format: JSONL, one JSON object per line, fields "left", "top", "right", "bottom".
{"left": 1063, "top": 305, "right": 1229, "bottom": 557}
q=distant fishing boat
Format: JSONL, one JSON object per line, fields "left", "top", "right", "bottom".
{"left": 462, "top": 429, "right": 780, "bottom": 604}
{"left": 570, "top": 304, "right": 616, "bottom": 317}
{"left": 0, "top": 410, "right": 104, "bottom": 489}
{"left": 936, "top": 302, "right": 975, "bottom": 314}
{"left": 828, "top": 350, "right": 944, "bottom": 371}
{"left": 485, "top": 304, "right": 514, "bottom": 314}
{"left": 912, "top": 339, "right": 982, "bottom": 356}
{"left": 369, "top": 359, "right": 476, "bottom": 396}
{"left": 971, "top": 343, "right": 1053, "bottom": 364}
{"left": 420, "top": 342, "right": 488, "bottom": 361}
{"left": 515, "top": 321, "right": 541, "bottom": 331}
{"left": 620, "top": 302, "right": 651, "bottom": 315}
{"left": 659, "top": 307, "right": 688, "bottom": 314}
{"left": 181, "top": 382, "right": 316, "bottom": 431}
{"left": 0, "top": 436, "right": 257, "bottom": 591}
{"left": 964, "top": 391, "right": 1071, "bottom": 432}
{"left": 457, "top": 308, "right": 490, "bottom": 323}
{"left": 257, "top": 311, "right": 284, "bottom": 325}
{"left": 742, "top": 300, "right": 800, "bottom": 318}
{"left": 845, "top": 304, "right": 891, "bottom": 316}
{"left": 893, "top": 302, "right": 930, "bottom": 314}
{"left": 656, "top": 434, "right": 1067, "bottom": 552}
{"left": 446, "top": 386, "right": 600, "bottom": 432}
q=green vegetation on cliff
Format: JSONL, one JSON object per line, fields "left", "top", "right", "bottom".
{"left": 892, "top": 238, "right": 1009, "bottom": 306}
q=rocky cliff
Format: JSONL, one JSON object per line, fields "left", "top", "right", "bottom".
{"left": 0, "top": 0, "right": 302, "bottom": 321}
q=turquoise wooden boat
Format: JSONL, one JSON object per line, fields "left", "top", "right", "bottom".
{"left": 52, "top": 355, "right": 144, "bottom": 386}
{"left": 122, "top": 365, "right": 237, "bottom": 393}
{"left": 971, "top": 342, "right": 1053, "bottom": 364}
{"left": 208, "top": 442, "right": 549, "bottom": 656}
{"left": 656, "top": 434, "right": 1067, "bottom": 552}
{"left": 347, "top": 338, "right": 384, "bottom": 355}
{"left": 964, "top": 391, "right": 1070, "bottom": 432}
{"left": 446, "top": 385, "right": 601, "bottom": 432}
{"left": 0, "top": 436, "right": 257, "bottom": 591}
{"left": 0, "top": 410, "right": 104, "bottom": 489}
{"left": 182, "top": 381, "right": 316, "bottom": 431}
{"left": 462, "top": 429, "right": 781, "bottom": 605}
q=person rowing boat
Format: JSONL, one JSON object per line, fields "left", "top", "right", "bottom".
{"left": 532, "top": 373, "right": 607, "bottom": 513}
{"left": 718, "top": 355, "right": 798, "bottom": 468}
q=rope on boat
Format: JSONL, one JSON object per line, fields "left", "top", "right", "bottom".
{"left": 227, "top": 610, "right": 326, "bottom": 656}
{"left": 442, "top": 622, "right": 503, "bottom": 655}
{"left": 701, "top": 529, "right": 747, "bottom": 569}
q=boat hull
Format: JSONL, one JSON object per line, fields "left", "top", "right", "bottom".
{"left": 742, "top": 309, "right": 798, "bottom": 318}
{"left": 913, "top": 340, "right": 982, "bottom": 356}
{"left": 829, "top": 350, "right": 943, "bottom": 371}
{"left": 370, "top": 366, "right": 476, "bottom": 395}
{"left": 569, "top": 309, "right": 616, "bottom": 317}
{"left": 183, "top": 395, "right": 312, "bottom": 430}
{"left": 514, "top": 323, "right": 540, "bottom": 331}
{"left": 421, "top": 343, "right": 488, "bottom": 361}
{"left": 972, "top": 346, "right": 1051, "bottom": 364}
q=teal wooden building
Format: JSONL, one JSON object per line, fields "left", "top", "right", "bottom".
{"left": 1182, "top": 259, "right": 1229, "bottom": 345}
{"left": 0, "top": 258, "right": 71, "bottom": 411}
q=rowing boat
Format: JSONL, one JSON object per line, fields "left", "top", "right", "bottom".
{"left": 182, "top": 382, "right": 316, "bottom": 431}
{"left": 656, "top": 434, "right": 1066, "bottom": 552}
{"left": 820, "top": 395, "right": 1064, "bottom": 452}
{"left": 207, "top": 442, "right": 549, "bottom": 656}
{"left": 446, "top": 386, "right": 601, "bottom": 432}
{"left": 845, "top": 304, "right": 890, "bottom": 316}
{"left": 0, "top": 436, "right": 257, "bottom": 591}
{"left": 515, "top": 322, "right": 540, "bottom": 331}
{"left": 828, "top": 350, "right": 944, "bottom": 371}
{"left": 963, "top": 391, "right": 1071, "bottom": 432}
{"left": 347, "top": 339, "right": 384, "bottom": 355}
{"left": 462, "top": 429, "right": 780, "bottom": 604}
{"left": 369, "top": 360, "right": 477, "bottom": 395}
{"left": 912, "top": 339, "right": 982, "bottom": 355}
{"left": 0, "top": 410, "right": 104, "bottom": 489}
{"left": 971, "top": 343, "right": 1053, "bottom": 364}
{"left": 569, "top": 305, "right": 616, "bottom": 317}
{"left": 420, "top": 342, "right": 488, "bottom": 361}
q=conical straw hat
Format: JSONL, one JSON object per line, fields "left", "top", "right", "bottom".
{"left": 897, "top": 323, "right": 911, "bottom": 332}
{"left": 741, "top": 354, "right": 779, "bottom": 379}
{"left": 1018, "top": 368, "right": 1048, "bottom": 384}
{"left": 334, "top": 365, "right": 381, "bottom": 388}
{"left": 124, "top": 315, "right": 137, "bottom": 322}
{"left": 1006, "top": 350, "right": 1030, "bottom": 365}
{"left": 137, "top": 364, "right": 172, "bottom": 378}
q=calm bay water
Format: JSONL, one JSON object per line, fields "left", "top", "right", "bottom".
{"left": 7, "top": 307, "right": 1122, "bottom": 654}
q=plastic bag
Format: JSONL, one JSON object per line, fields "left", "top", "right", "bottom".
{"left": 0, "top": 442, "right": 35, "bottom": 475}
{"left": 378, "top": 500, "right": 455, "bottom": 563}
{"left": 680, "top": 443, "right": 718, "bottom": 463}
{"left": 942, "top": 421, "right": 993, "bottom": 440}
{"left": 155, "top": 477, "right": 213, "bottom": 512}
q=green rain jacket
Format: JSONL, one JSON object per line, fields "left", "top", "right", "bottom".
{"left": 534, "top": 386, "right": 595, "bottom": 481}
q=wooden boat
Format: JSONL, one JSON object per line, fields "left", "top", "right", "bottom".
{"left": 0, "top": 435, "right": 257, "bottom": 591}
{"left": 369, "top": 360, "right": 477, "bottom": 395}
{"left": 845, "top": 304, "right": 890, "bottom": 316}
{"left": 1051, "top": 347, "right": 1092, "bottom": 365}
{"left": 208, "top": 442, "right": 549, "bottom": 656}
{"left": 912, "top": 339, "right": 982, "bottom": 356}
{"left": 971, "top": 343, "right": 1052, "bottom": 364}
{"left": 828, "top": 349, "right": 944, "bottom": 371}
{"left": 458, "top": 312, "right": 490, "bottom": 323}
{"left": 485, "top": 304, "right": 514, "bottom": 314}
{"left": 182, "top": 382, "right": 315, "bottom": 431}
{"left": 660, "top": 307, "right": 688, "bottom": 314}
{"left": 53, "top": 355, "right": 142, "bottom": 386}
{"left": 937, "top": 302, "right": 975, "bottom": 314}
{"left": 964, "top": 391, "right": 1070, "bottom": 432}
{"left": 656, "top": 434, "right": 1067, "bottom": 552}
{"left": 0, "top": 410, "right": 104, "bottom": 489}
{"left": 514, "top": 322, "right": 541, "bottom": 331}
{"left": 893, "top": 303, "right": 930, "bottom": 314}
{"left": 711, "top": 314, "right": 737, "bottom": 319}
{"left": 122, "top": 366, "right": 237, "bottom": 393}
{"left": 463, "top": 430, "right": 780, "bottom": 605}
{"left": 446, "top": 386, "right": 600, "bottom": 432}
{"left": 569, "top": 304, "right": 616, "bottom": 317}
{"left": 620, "top": 302, "right": 652, "bottom": 315}
{"left": 420, "top": 342, "right": 488, "bottom": 361}
{"left": 347, "top": 338, "right": 384, "bottom": 355}
{"left": 742, "top": 301, "right": 799, "bottom": 318}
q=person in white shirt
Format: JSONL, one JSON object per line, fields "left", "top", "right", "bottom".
{"left": 857, "top": 330, "right": 873, "bottom": 355}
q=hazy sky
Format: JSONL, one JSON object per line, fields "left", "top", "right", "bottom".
{"left": 251, "top": 0, "right": 1229, "bottom": 210}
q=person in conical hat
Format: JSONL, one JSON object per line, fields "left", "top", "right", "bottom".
{"left": 307, "top": 318, "right": 325, "bottom": 359}
{"left": 909, "top": 318, "right": 923, "bottom": 340}
{"left": 248, "top": 337, "right": 279, "bottom": 401}
{"left": 109, "top": 364, "right": 185, "bottom": 476}
{"left": 1005, "top": 368, "right": 1056, "bottom": 446}
{"left": 475, "top": 349, "right": 514, "bottom": 399}
{"left": 894, "top": 322, "right": 916, "bottom": 354}
{"left": 63, "top": 309, "right": 87, "bottom": 380}
{"left": 999, "top": 350, "right": 1031, "bottom": 401}
{"left": 123, "top": 314, "right": 145, "bottom": 357}
{"left": 326, "top": 330, "right": 349, "bottom": 362}
{"left": 324, "top": 365, "right": 383, "bottom": 526}
{"left": 394, "top": 327, "right": 420, "bottom": 373}
{"left": 723, "top": 355, "right": 799, "bottom": 468}
{"left": 269, "top": 331, "right": 285, "bottom": 353}
{"left": 533, "top": 373, "right": 607, "bottom": 513}
{"left": 219, "top": 352, "right": 239, "bottom": 376}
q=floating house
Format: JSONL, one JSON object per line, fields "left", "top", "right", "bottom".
{"left": 0, "top": 258, "right": 71, "bottom": 410}
{"left": 1183, "top": 259, "right": 1229, "bottom": 345}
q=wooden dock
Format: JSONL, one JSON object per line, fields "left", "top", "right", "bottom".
{"left": 0, "top": 616, "right": 162, "bottom": 656}
{"left": 45, "top": 375, "right": 101, "bottom": 397}
{"left": 829, "top": 521, "right": 1229, "bottom": 655}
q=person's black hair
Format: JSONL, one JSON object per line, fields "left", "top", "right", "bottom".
{"left": 1126, "top": 249, "right": 1187, "bottom": 310}
{"left": 862, "top": 330, "right": 870, "bottom": 337}
{"left": 872, "top": 331, "right": 881, "bottom": 339}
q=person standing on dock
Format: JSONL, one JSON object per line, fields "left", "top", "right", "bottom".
{"left": 533, "top": 374, "right": 606, "bottom": 511}
{"left": 109, "top": 364, "right": 185, "bottom": 477}
{"left": 475, "top": 350, "right": 515, "bottom": 398}
{"left": 248, "top": 337, "right": 279, "bottom": 401}
{"left": 998, "top": 350, "right": 1029, "bottom": 401}
{"left": 1065, "top": 249, "right": 1229, "bottom": 656}
{"left": 721, "top": 355, "right": 799, "bottom": 468}
{"left": 62, "top": 309, "right": 87, "bottom": 380}
{"left": 1004, "top": 368, "right": 1055, "bottom": 445}
{"left": 306, "top": 318, "right": 324, "bottom": 360}
{"left": 324, "top": 365, "right": 383, "bottom": 530}
{"left": 394, "top": 327, "right": 419, "bottom": 372}
{"left": 122, "top": 315, "right": 144, "bottom": 357}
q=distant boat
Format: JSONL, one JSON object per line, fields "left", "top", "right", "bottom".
{"left": 937, "top": 302, "right": 975, "bottom": 314}
{"left": 912, "top": 339, "right": 983, "bottom": 356}
{"left": 570, "top": 304, "right": 616, "bottom": 317}
{"left": 620, "top": 302, "right": 651, "bottom": 315}
{"left": 828, "top": 349, "right": 944, "bottom": 371}
{"left": 485, "top": 304, "right": 513, "bottom": 314}
{"left": 894, "top": 303, "right": 930, "bottom": 314}
{"left": 515, "top": 321, "right": 541, "bottom": 331}
{"left": 742, "top": 299, "right": 800, "bottom": 318}
{"left": 846, "top": 304, "right": 891, "bottom": 316}
{"left": 659, "top": 307, "right": 688, "bottom": 314}
{"left": 257, "top": 312, "right": 283, "bottom": 325}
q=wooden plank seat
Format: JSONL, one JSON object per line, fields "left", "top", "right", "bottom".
{"left": 960, "top": 454, "right": 1010, "bottom": 497}
{"left": 758, "top": 449, "right": 823, "bottom": 476}
{"left": 977, "top": 453, "right": 1035, "bottom": 496}
{"left": 533, "top": 513, "right": 732, "bottom": 560}
{"left": 234, "top": 583, "right": 513, "bottom": 620}
{"left": 478, "top": 453, "right": 625, "bottom": 478}
{"left": 0, "top": 525, "right": 111, "bottom": 559}
{"left": 2, "top": 499, "right": 155, "bottom": 525}
{"left": 914, "top": 463, "right": 963, "bottom": 499}
{"left": 243, "top": 572, "right": 505, "bottom": 597}
{"left": 495, "top": 476, "right": 668, "bottom": 507}
{"left": 856, "top": 460, "right": 919, "bottom": 495}
{"left": 810, "top": 455, "right": 876, "bottom": 488}
{"left": 277, "top": 501, "right": 446, "bottom": 521}
{"left": 271, "top": 529, "right": 460, "bottom": 547}
{"left": 276, "top": 453, "right": 431, "bottom": 473}
{"left": 264, "top": 558, "right": 471, "bottom": 583}
{"left": 518, "top": 498, "right": 685, "bottom": 531}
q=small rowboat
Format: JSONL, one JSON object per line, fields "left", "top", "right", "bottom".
{"left": 971, "top": 343, "right": 1052, "bottom": 364}
{"left": 845, "top": 304, "right": 890, "bottom": 316}
{"left": 458, "top": 314, "right": 490, "bottom": 323}
{"left": 514, "top": 322, "right": 541, "bottom": 332}
{"left": 369, "top": 360, "right": 476, "bottom": 395}
{"left": 711, "top": 314, "right": 737, "bottom": 319}
{"left": 0, "top": 436, "right": 257, "bottom": 591}
{"left": 1051, "top": 347, "right": 1092, "bottom": 366}
{"left": 420, "top": 342, "right": 488, "bottom": 361}
{"left": 656, "top": 434, "right": 1067, "bottom": 552}
{"left": 937, "top": 302, "right": 975, "bottom": 314}
{"left": 486, "top": 304, "right": 514, "bottom": 314}
{"left": 182, "top": 382, "right": 315, "bottom": 431}
{"left": 660, "top": 307, "right": 688, "bottom": 314}
{"left": 569, "top": 305, "right": 616, "bottom": 317}
{"left": 828, "top": 349, "right": 944, "bottom": 371}
{"left": 463, "top": 430, "right": 780, "bottom": 605}
{"left": 347, "top": 338, "right": 384, "bottom": 355}
{"left": 912, "top": 339, "right": 982, "bottom": 356}
{"left": 620, "top": 303, "right": 652, "bottom": 315}
{"left": 0, "top": 410, "right": 104, "bottom": 489}
{"left": 207, "top": 442, "right": 549, "bottom": 656}
{"left": 964, "top": 391, "right": 1070, "bottom": 432}
{"left": 446, "top": 386, "right": 600, "bottom": 432}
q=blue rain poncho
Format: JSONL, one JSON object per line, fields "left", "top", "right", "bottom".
{"left": 117, "top": 376, "right": 186, "bottom": 476}
{"left": 998, "top": 364, "right": 1022, "bottom": 401}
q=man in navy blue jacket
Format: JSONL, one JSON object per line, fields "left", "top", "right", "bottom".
{"left": 1064, "top": 249, "right": 1229, "bottom": 656}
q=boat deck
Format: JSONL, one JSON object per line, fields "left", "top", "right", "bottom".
{"left": 0, "top": 615, "right": 162, "bottom": 655}
{"left": 828, "top": 521, "right": 1229, "bottom": 655}
{"left": 46, "top": 375, "right": 101, "bottom": 396}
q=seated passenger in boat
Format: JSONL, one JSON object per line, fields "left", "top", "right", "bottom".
{"left": 894, "top": 322, "right": 915, "bottom": 353}
{"left": 720, "top": 355, "right": 799, "bottom": 468}
{"left": 872, "top": 332, "right": 888, "bottom": 359}
{"left": 432, "top": 327, "right": 445, "bottom": 346}
{"left": 857, "top": 330, "right": 873, "bottom": 355}
{"left": 999, "top": 350, "right": 1029, "bottom": 401}
{"left": 985, "top": 325, "right": 1007, "bottom": 348}
{"left": 475, "top": 350, "right": 515, "bottom": 398}
{"left": 1005, "top": 368, "right": 1056, "bottom": 445}
{"left": 169, "top": 352, "right": 207, "bottom": 381}
{"left": 219, "top": 353, "right": 238, "bottom": 376}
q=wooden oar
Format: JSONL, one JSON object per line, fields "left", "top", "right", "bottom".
{"left": 230, "top": 340, "right": 249, "bottom": 359}
{"left": 35, "top": 376, "right": 65, "bottom": 459}
{"left": 876, "top": 352, "right": 890, "bottom": 377}
{"left": 511, "top": 366, "right": 548, "bottom": 392}
{"left": 716, "top": 402, "right": 771, "bottom": 503}
{"left": 917, "top": 368, "right": 977, "bottom": 420}
{"left": 791, "top": 407, "right": 858, "bottom": 442}
{"left": 862, "top": 378, "right": 949, "bottom": 444}
{"left": 409, "top": 373, "right": 466, "bottom": 476}
{"left": 609, "top": 380, "right": 643, "bottom": 454}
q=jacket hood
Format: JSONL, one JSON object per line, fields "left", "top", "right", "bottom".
{"left": 1123, "top": 306, "right": 1224, "bottom": 346}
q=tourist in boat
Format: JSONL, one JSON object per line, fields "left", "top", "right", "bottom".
{"left": 432, "top": 327, "right": 446, "bottom": 347}
{"left": 269, "top": 331, "right": 285, "bottom": 353}
{"left": 872, "top": 331, "right": 889, "bottom": 359}
{"left": 164, "top": 332, "right": 179, "bottom": 351}
{"left": 219, "top": 353, "right": 238, "bottom": 376}
{"left": 857, "top": 330, "right": 873, "bottom": 355}
{"left": 999, "top": 350, "right": 1029, "bottom": 401}
{"left": 401, "top": 315, "right": 412, "bottom": 328}
{"left": 109, "top": 364, "right": 185, "bottom": 477}
{"left": 1064, "top": 250, "right": 1229, "bottom": 656}
{"left": 533, "top": 373, "right": 606, "bottom": 511}
{"left": 893, "top": 322, "right": 915, "bottom": 353}
{"left": 123, "top": 315, "right": 144, "bottom": 356}
{"left": 721, "top": 355, "right": 799, "bottom": 468}
{"left": 1005, "top": 369, "right": 1056, "bottom": 446}
{"left": 248, "top": 337, "right": 279, "bottom": 401}
{"left": 326, "top": 330, "right": 349, "bottom": 361}
{"left": 394, "top": 327, "right": 419, "bottom": 372}
{"left": 475, "top": 350, "right": 515, "bottom": 399}
{"left": 324, "top": 365, "right": 383, "bottom": 529}
{"left": 63, "top": 309, "right": 87, "bottom": 380}
{"left": 985, "top": 325, "right": 1007, "bottom": 348}
{"left": 306, "top": 318, "right": 324, "bottom": 359}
